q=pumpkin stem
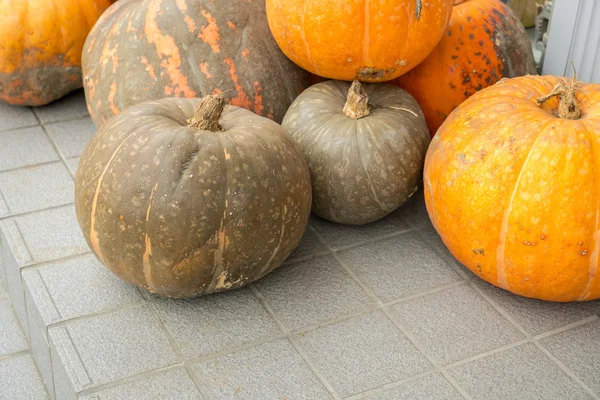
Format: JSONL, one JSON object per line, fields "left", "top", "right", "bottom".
{"left": 535, "top": 65, "right": 581, "bottom": 120}
{"left": 343, "top": 81, "right": 371, "bottom": 119}
{"left": 187, "top": 94, "right": 226, "bottom": 131}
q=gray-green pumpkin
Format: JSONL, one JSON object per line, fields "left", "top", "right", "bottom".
{"left": 75, "top": 95, "right": 312, "bottom": 298}
{"left": 282, "top": 80, "right": 430, "bottom": 225}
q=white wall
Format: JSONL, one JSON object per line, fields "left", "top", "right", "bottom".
{"left": 543, "top": 0, "right": 600, "bottom": 83}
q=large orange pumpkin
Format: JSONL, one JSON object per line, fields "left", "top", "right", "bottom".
{"left": 395, "top": 0, "right": 537, "bottom": 136}
{"left": 0, "top": 0, "right": 115, "bottom": 106}
{"left": 424, "top": 75, "right": 600, "bottom": 302}
{"left": 266, "top": 0, "right": 454, "bottom": 82}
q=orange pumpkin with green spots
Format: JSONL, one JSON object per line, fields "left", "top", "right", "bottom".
{"left": 425, "top": 75, "right": 600, "bottom": 302}
{"left": 266, "top": 0, "right": 454, "bottom": 82}
{"left": 0, "top": 0, "right": 115, "bottom": 106}
{"left": 395, "top": 0, "right": 536, "bottom": 136}
{"left": 82, "top": 0, "right": 310, "bottom": 127}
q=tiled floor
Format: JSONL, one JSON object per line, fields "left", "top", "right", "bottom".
{"left": 1, "top": 90, "right": 600, "bottom": 400}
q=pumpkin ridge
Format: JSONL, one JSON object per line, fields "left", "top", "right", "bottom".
{"left": 356, "top": 118, "right": 389, "bottom": 213}
{"left": 578, "top": 124, "right": 600, "bottom": 300}
{"left": 495, "top": 119, "right": 555, "bottom": 291}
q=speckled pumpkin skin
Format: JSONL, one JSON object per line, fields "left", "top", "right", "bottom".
{"left": 82, "top": 0, "right": 310, "bottom": 127}
{"left": 395, "top": 0, "right": 537, "bottom": 136}
{"left": 0, "top": 0, "right": 115, "bottom": 106}
{"left": 424, "top": 75, "right": 600, "bottom": 302}
{"left": 283, "top": 81, "right": 430, "bottom": 225}
{"left": 266, "top": 0, "right": 454, "bottom": 82}
{"left": 75, "top": 97, "right": 312, "bottom": 298}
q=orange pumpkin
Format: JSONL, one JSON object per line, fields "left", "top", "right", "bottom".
{"left": 0, "top": 0, "right": 115, "bottom": 106}
{"left": 424, "top": 75, "right": 600, "bottom": 302}
{"left": 266, "top": 0, "right": 454, "bottom": 82}
{"left": 395, "top": 0, "right": 537, "bottom": 136}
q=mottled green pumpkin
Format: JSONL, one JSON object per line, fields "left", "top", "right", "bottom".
{"left": 282, "top": 81, "right": 430, "bottom": 225}
{"left": 75, "top": 96, "right": 312, "bottom": 298}
{"left": 82, "top": 0, "right": 310, "bottom": 127}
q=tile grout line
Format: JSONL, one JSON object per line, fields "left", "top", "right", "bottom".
{"left": 343, "top": 370, "right": 438, "bottom": 400}
{"left": 0, "top": 201, "right": 76, "bottom": 223}
{"left": 144, "top": 302, "right": 212, "bottom": 400}
{"left": 249, "top": 284, "right": 342, "bottom": 400}
{"left": 311, "top": 225, "right": 475, "bottom": 399}
{"left": 469, "top": 281, "right": 600, "bottom": 399}
{"left": 0, "top": 159, "right": 64, "bottom": 176}
{"left": 0, "top": 349, "right": 30, "bottom": 362}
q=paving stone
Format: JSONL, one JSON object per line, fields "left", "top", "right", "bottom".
{"left": 45, "top": 117, "right": 95, "bottom": 159}
{"left": 285, "top": 225, "right": 329, "bottom": 262}
{"left": 418, "top": 224, "right": 466, "bottom": 273}
{"left": 540, "top": 319, "right": 600, "bottom": 394}
{"left": 0, "top": 126, "right": 58, "bottom": 171}
{"left": 0, "top": 102, "right": 38, "bottom": 132}
{"left": 337, "top": 233, "right": 463, "bottom": 302}
{"left": 80, "top": 368, "right": 202, "bottom": 400}
{"left": 193, "top": 338, "right": 332, "bottom": 399}
{"left": 23, "top": 253, "right": 143, "bottom": 325}
{"left": 153, "top": 287, "right": 281, "bottom": 359}
{"left": 65, "top": 157, "right": 80, "bottom": 176}
{"left": 0, "top": 299, "right": 27, "bottom": 357}
{"left": 390, "top": 285, "right": 523, "bottom": 365}
{"left": 0, "top": 162, "right": 73, "bottom": 217}
{"left": 474, "top": 279, "right": 600, "bottom": 336}
{"left": 49, "top": 305, "right": 180, "bottom": 397}
{"left": 255, "top": 255, "right": 373, "bottom": 330}
{"left": 11, "top": 205, "right": 88, "bottom": 264}
{"left": 447, "top": 343, "right": 592, "bottom": 400}
{"left": 311, "top": 215, "right": 407, "bottom": 250}
{"left": 33, "top": 90, "right": 89, "bottom": 124}
{"left": 297, "top": 311, "right": 431, "bottom": 397}
{"left": 363, "top": 373, "right": 462, "bottom": 400}
{"left": 0, "top": 353, "right": 49, "bottom": 400}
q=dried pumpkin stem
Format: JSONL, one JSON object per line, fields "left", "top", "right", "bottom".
{"left": 187, "top": 94, "right": 226, "bottom": 131}
{"left": 535, "top": 67, "right": 581, "bottom": 120}
{"left": 343, "top": 80, "right": 371, "bottom": 119}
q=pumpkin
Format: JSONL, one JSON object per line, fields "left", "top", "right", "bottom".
{"left": 282, "top": 80, "right": 430, "bottom": 225}
{"left": 0, "top": 0, "right": 115, "bottom": 106}
{"left": 424, "top": 74, "right": 600, "bottom": 302}
{"left": 74, "top": 95, "right": 312, "bottom": 298}
{"left": 82, "top": 0, "right": 310, "bottom": 128}
{"left": 266, "top": 0, "right": 454, "bottom": 82}
{"left": 395, "top": 0, "right": 537, "bottom": 136}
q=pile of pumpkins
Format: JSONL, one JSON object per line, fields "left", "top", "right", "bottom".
{"left": 2, "top": 0, "right": 599, "bottom": 303}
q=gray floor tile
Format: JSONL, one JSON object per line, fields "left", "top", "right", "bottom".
{"left": 297, "top": 311, "right": 431, "bottom": 397}
{"left": 79, "top": 368, "right": 202, "bottom": 400}
{"left": 311, "top": 215, "right": 407, "bottom": 250}
{"left": 390, "top": 285, "right": 523, "bottom": 365}
{"left": 65, "top": 157, "right": 80, "bottom": 176}
{"left": 153, "top": 287, "right": 281, "bottom": 359}
{"left": 338, "top": 233, "right": 463, "bottom": 302}
{"left": 475, "top": 279, "right": 600, "bottom": 336}
{"left": 23, "top": 253, "right": 143, "bottom": 324}
{"left": 0, "top": 127, "right": 58, "bottom": 171}
{"left": 540, "top": 319, "right": 600, "bottom": 393}
{"left": 0, "top": 162, "right": 73, "bottom": 217}
{"left": 255, "top": 256, "right": 373, "bottom": 330}
{"left": 0, "top": 299, "right": 27, "bottom": 357}
{"left": 193, "top": 338, "right": 332, "bottom": 399}
{"left": 49, "top": 306, "right": 180, "bottom": 391}
{"left": 45, "top": 117, "right": 95, "bottom": 159}
{"left": 447, "top": 343, "right": 593, "bottom": 400}
{"left": 285, "top": 225, "right": 329, "bottom": 262}
{"left": 0, "top": 102, "right": 38, "bottom": 132}
{"left": 33, "top": 90, "right": 89, "bottom": 125}
{"left": 12, "top": 205, "right": 88, "bottom": 264}
{"left": 390, "top": 188, "right": 431, "bottom": 230}
{"left": 0, "top": 353, "right": 49, "bottom": 400}
{"left": 363, "top": 373, "right": 462, "bottom": 400}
